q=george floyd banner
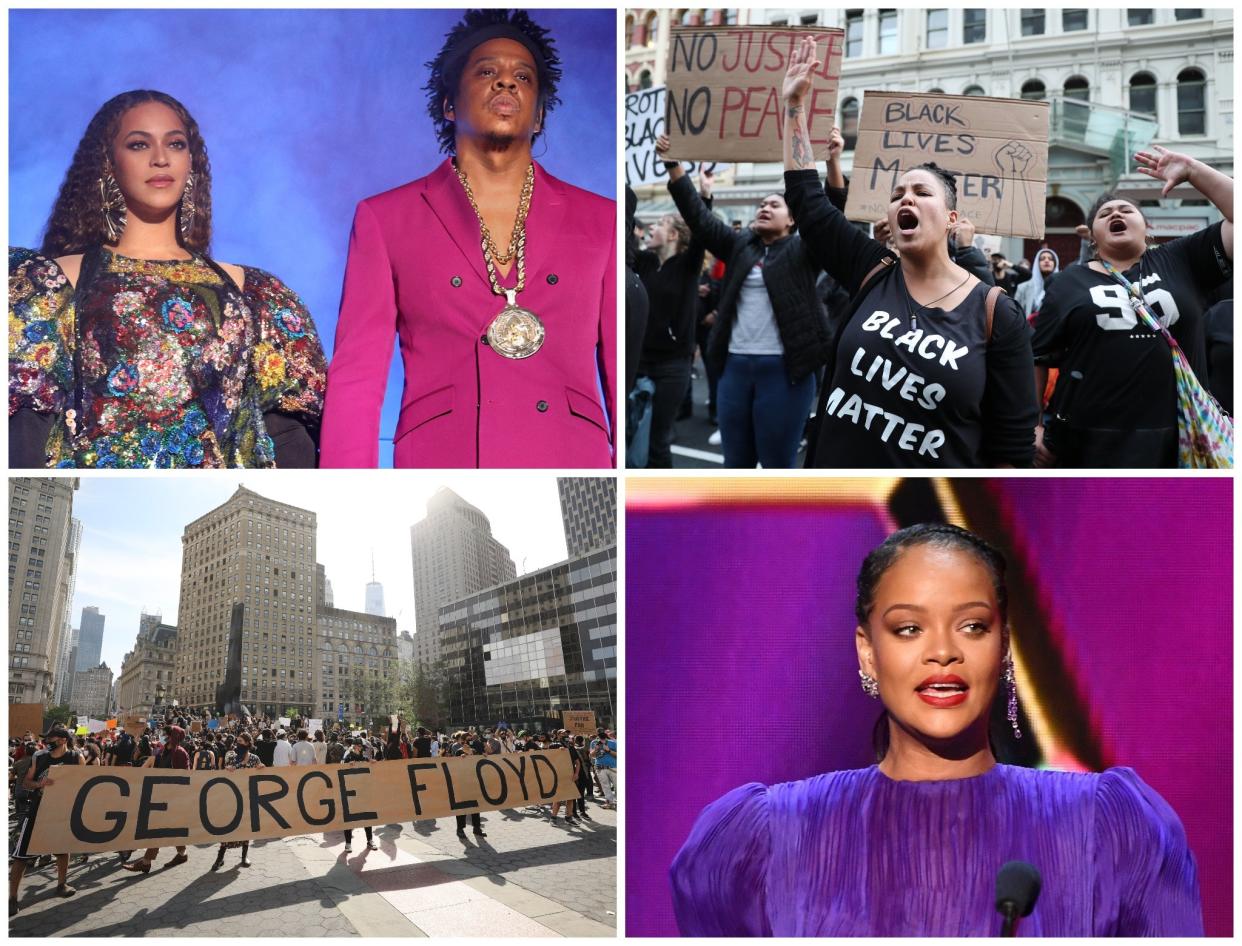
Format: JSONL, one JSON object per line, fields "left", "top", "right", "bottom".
{"left": 663, "top": 26, "right": 844, "bottom": 163}
{"left": 844, "top": 90, "right": 1050, "bottom": 239}
{"left": 26, "top": 750, "right": 578, "bottom": 855}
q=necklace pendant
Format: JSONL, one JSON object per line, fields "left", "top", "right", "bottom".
{"left": 487, "top": 295, "right": 545, "bottom": 359}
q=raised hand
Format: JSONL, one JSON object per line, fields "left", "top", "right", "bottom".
{"left": 952, "top": 216, "right": 976, "bottom": 248}
{"left": 655, "top": 134, "right": 671, "bottom": 157}
{"left": 873, "top": 217, "right": 892, "bottom": 246}
{"left": 1134, "top": 144, "right": 1196, "bottom": 197}
{"left": 782, "top": 35, "right": 820, "bottom": 106}
{"left": 826, "top": 125, "right": 844, "bottom": 162}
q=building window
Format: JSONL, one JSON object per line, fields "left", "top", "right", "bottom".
{"left": 845, "top": 10, "right": 864, "bottom": 57}
{"left": 963, "top": 84, "right": 985, "bottom": 96}
{"left": 1177, "top": 68, "right": 1206, "bottom": 135}
{"left": 841, "top": 97, "right": 859, "bottom": 150}
{"left": 643, "top": 10, "right": 658, "bottom": 48}
{"left": 926, "top": 9, "right": 948, "bottom": 48}
{"left": 1174, "top": 9, "right": 1203, "bottom": 20}
{"left": 1020, "top": 9, "right": 1045, "bottom": 35}
{"left": 875, "top": 10, "right": 897, "bottom": 54}
{"left": 1062, "top": 9, "right": 1088, "bottom": 31}
{"left": 1128, "top": 73, "right": 1157, "bottom": 116}
{"left": 1127, "top": 9, "right": 1154, "bottom": 26}
{"left": 1064, "top": 76, "right": 1089, "bottom": 102}
{"left": 963, "top": 9, "right": 986, "bottom": 43}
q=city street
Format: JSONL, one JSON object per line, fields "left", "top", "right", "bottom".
{"left": 9, "top": 805, "right": 616, "bottom": 937}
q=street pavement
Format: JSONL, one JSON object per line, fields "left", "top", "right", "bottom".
{"left": 8, "top": 802, "right": 615, "bottom": 937}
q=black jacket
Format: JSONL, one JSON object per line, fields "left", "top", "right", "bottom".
{"left": 667, "top": 174, "right": 831, "bottom": 384}
{"left": 634, "top": 193, "right": 709, "bottom": 364}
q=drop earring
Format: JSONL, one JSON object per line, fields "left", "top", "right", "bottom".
{"left": 179, "top": 170, "right": 196, "bottom": 242}
{"left": 1003, "top": 650, "right": 1021, "bottom": 739}
{"left": 858, "top": 670, "right": 879, "bottom": 699}
{"left": 99, "top": 170, "right": 127, "bottom": 242}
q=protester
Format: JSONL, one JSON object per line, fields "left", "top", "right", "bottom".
{"left": 340, "top": 739, "right": 379, "bottom": 853}
{"left": 312, "top": 729, "right": 327, "bottom": 764}
{"left": 452, "top": 743, "right": 487, "bottom": 838}
{"left": 1032, "top": 145, "right": 1233, "bottom": 467}
{"left": 291, "top": 729, "right": 317, "bottom": 766}
{"left": 590, "top": 728, "right": 617, "bottom": 810}
{"left": 272, "top": 729, "right": 294, "bottom": 766}
{"left": 122, "top": 726, "right": 190, "bottom": 873}
{"left": 780, "top": 37, "right": 1036, "bottom": 468}
{"left": 255, "top": 729, "right": 276, "bottom": 766}
{"left": 9, "top": 727, "right": 83, "bottom": 910}
{"left": 212, "top": 733, "right": 261, "bottom": 870}
{"left": 1014, "top": 248, "right": 1060, "bottom": 318}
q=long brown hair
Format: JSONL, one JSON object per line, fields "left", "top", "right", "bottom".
{"left": 40, "top": 90, "right": 213, "bottom": 257}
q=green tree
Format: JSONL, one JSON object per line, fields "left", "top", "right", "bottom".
{"left": 45, "top": 704, "right": 73, "bottom": 726}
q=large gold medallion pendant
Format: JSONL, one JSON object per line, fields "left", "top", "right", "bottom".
{"left": 486, "top": 290, "right": 545, "bottom": 359}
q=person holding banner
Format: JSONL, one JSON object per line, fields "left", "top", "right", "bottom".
{"left": 9, "top": 727, "right": 83, "bottom": 910}
{"left": 121, "top": 725, "right": 190, "bottom": 873}
{"left": 1031, "top": 148, "right": 1233, "bottom": 467}
{"left": 209, "top": 732, "right": 262, "bottom": 870}
{"left": 780, "top": 38, "right": 1036, "bottom": 468}
{"left": 670, "top": 524, "right": 1202, "bottom": 936}
{"left": 655, "top": 136, "right": 832, "bottom": 469}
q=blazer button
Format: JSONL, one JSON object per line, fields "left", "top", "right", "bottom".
{"left": 546, "top": 273, "right": 558, "bottom": 285}
{"left": 451, "top": 276, "right": 463, "bottom": 287}
{"left": 480, "top": 335, "right": 490, "bottom": 346}
{"left": 536, "top": 400, "right": 549, "bottom": 412}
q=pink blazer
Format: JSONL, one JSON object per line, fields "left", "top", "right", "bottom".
{"left": 320, "top": 159, "right": 616, "bottom": 468}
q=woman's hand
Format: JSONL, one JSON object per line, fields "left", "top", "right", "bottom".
{"left": 1134, "top": 145, "right": 1196, "bottom": 197}
{"left": 826, "top": 125, "right": 844, "bottom": 163}
{"left": 656, "top": 133, "right": 686, "bottom": 182}
{"left": 1033, "top": 425, "right": 1056, "bottom": 468}
{"left": 781, "top": 35, "right": 820, "bottom": 107}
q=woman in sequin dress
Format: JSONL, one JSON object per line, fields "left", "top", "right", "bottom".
{"left": 670, "top": 524, "right": 1202, "bottom": 936}
{"left": 9, "top": 90, "right": 326, "bottom": 468}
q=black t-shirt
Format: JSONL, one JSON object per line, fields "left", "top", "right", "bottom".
{"left": 254, "top": 740, "right": 276, "bottom": 767}
{"left": 412, "top": 736, "right": 432, "bottom": 758}
{"left": 110, "top": 741, "right": 134, "bottom": 765}
{"left": 815, "top": 274, "right": 1035, "bottom": 467}
{"left": 1032, "top": 224, "right": 1230, "bottom": 437}
{"left": 31, "top": 748, "right": 81, "bottom": 799}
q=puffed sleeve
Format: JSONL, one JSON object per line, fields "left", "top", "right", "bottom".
{"left": 670, "top": 782, "right": 772, "bottom": 936}
{"left": 1093, "top": 767, "right": 1203, "bottom": 936}
{"left": 9, "top": 248, "right": 74, "bottom": 417}
{"left": 242, "top": 267, "right": 327, "bottom": 423}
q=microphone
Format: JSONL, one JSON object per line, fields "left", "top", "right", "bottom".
{"left": 995, "top": 860, "right": 1041, "bottom": 937}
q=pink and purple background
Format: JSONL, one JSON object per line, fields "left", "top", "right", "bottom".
{"left": 625, "top": 478, "right": 1232, "bottom": 936}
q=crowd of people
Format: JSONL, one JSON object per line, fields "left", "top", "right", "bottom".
{"left": 8, "top": 712, "right": 618, "bottom": 912}
{"left": 626, "top": 41, "right": 1232, "bottom": 470}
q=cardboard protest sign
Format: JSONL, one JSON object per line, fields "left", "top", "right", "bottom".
{"left": 625, "top": 85, "right": 728, "bottom": 187}
{"left": 844, "top": 91, "right": 1050, "bottom": 239}
{"left": 561, "top": 710, "right": 597, "bottom": 735}
{"left": 9, "top": 703, "right": 43, "bottom": 738}
{"left": 123, "top": 715, "right": 147, "bottom": 738}
{"left": 27, "top": 750, "right": 579, "bottom": 856}
{"left": 663, "top": 26, "right": 844, "bottom": 163}
{"left": 190, "top": 721, "right": 202, "bottom": 734}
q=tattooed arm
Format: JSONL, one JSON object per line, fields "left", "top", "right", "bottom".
{"left": 782, "top": 35, "right": 819, "bottom": 172}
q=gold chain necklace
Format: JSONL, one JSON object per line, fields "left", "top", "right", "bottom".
{"left": 453, "top": 160, "right": 544, "bottom": 359}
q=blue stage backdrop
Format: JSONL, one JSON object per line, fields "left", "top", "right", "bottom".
{"left": 9, "top": 9, "right": 617, "bottom": 467}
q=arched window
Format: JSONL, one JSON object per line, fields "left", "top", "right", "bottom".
{"left": 1177, "top": 68, "right": 1206, "bottom": 135}
{"left": 625, "top": 14, "right": 635, "bottom": 45}
{"left": 672, "top": 9, "right": 689, "bottom": 26}
{"left": 1128, "top": 72, "right": 1157, "bottom": 117}
{"left": 639, "top": 69, "right": 653, "bottom": 90}
{"left": 644, "top": 10, "right": 659, "bottom": 48}
{"left": 927, "top": 87, "right": 944, "bottom": 95}
{"left": 1063, "top": 76, "right": 1089, "bottom": 101}
{"left": 1020, "top": 79, "right": 1046, "bottom": 101}
{"left": 841, "top": 97, "right": 860, "bottom": 151}
{"left": 962, "top": 85, "right": 985, "bottom": 96}
{"left": 1062, "top": 76, "right": 1090, "bottom": 139}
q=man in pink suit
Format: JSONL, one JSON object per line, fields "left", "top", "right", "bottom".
{"left": 320, "top": 10, "right": 616, "bottom": 468}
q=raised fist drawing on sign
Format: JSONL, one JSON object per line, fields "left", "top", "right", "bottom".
{"left": 991, "top": 139, "right": 1036, "bottom": 236}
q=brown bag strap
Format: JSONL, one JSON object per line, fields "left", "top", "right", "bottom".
{"left": 985, "top": 285, "right": 1002, "bottom": 343}
{"left": 859, "top": 255, "right": 896, "bottom": 294}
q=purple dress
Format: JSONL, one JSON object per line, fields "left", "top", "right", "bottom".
{"left": 670, "top": 764, "right": 1201, "bottom": 937}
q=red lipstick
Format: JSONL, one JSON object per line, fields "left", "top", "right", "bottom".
{"left": 916, "top": 673, "right": 969, "bottom": 707}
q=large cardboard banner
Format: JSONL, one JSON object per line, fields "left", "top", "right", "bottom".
{"left": 625, "top": 85, "right": 727, "bottom": 187}
{"left": 844, "top": 91, "right": 1050, "bottom": 239}
{"left": 123, "top": 715, "right": 147, "bottom": 738}
{"left": 663, "top": 26, "right": 844, "bottom": 163}
{"left": 9, "top": 703, "right": 43, "bottom": 738}
{"left": 27, "top": 750, "right": 578, "bottom": 855}
{"left": 561, "top": 710, "right": 597, "bottom": 735}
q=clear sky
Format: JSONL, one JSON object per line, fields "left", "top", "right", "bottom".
{"left": 68, "top": 472, "right": 574, "bottom": 676}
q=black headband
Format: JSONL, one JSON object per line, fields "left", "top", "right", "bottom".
{"left": 445, "top": 23, "right": 545, "bottom": 80}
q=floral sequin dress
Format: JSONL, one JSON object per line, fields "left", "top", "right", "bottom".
{"left": 9, "top": 246, "right": 326, "bottom": 467}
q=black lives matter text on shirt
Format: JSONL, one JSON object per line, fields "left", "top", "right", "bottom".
{"left": 815, "top": 277, "right": 991, "bottom": 467}
{"left": 1032, "top": 222, "right": 1230, "bottom": 431}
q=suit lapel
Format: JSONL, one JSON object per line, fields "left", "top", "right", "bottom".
{"left": 522, "top": 162, "right": 569, "bottom": 290}
{"left": 421, "top": 158, "right": 491, "bottom": 288}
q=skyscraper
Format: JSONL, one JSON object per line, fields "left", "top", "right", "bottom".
{"left": 176, "top": 486, "right": 318, "bottom": 717}
{"left": 557, "top": 477, "right": 617, "bottom": 557}
{"left": 8, "top": 477, "right": 79, "bottom": 707}
{"left": 365, "top": 552, "right": 385, "bottom": 616}
{"left": 75, "top": 605, "right": 105, "bottom": 671}
{"left": 410, "top": 489, "right": 516, "bottom": 666}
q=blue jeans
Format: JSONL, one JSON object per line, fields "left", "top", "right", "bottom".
{"left": 718, "top": 353, "right": 816, "bottom": 468}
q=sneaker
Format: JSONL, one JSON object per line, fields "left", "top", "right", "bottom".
{"left": 168, "top": 852, "right": 188, "bottom": 867}
{"left": 9, "top": 896, "right": 20, "bottom": 914}
{"left": 343, "top": 843, "right": 352, "bottom": 853}
{"left": 472, "top": 829, "right": 487, "bottom": 838}
{"left": 579, "top": 810, "right": 593, "bottom": 821}
{"left": 707, "top": 429, "right": 722, "bottom": 446}
{"left": 366, "top": 842, "right": 377, "bottom": 851}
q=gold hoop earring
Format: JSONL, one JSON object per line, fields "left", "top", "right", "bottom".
{"left": 99, "top": 170, "right": 127, "bottom": 242}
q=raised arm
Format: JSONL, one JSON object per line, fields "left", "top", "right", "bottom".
{"left": 1136, "top": 145, "right": 1233, "bottom": 259}
{"left": 657, "top": 134, "right": 739, "bottom": 262}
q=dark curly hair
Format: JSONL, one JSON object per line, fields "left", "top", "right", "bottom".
{"left": 40, "top": 90, "right": 212, "bottom": 257}
{"left": 424, "top": 10, "right": 562, "bottom": 155}
{"left": 907, "top": 161, "right": 958, "bottom": 211}
{"left": 854, "top": 522, "right": 1007, "bottom": 626}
